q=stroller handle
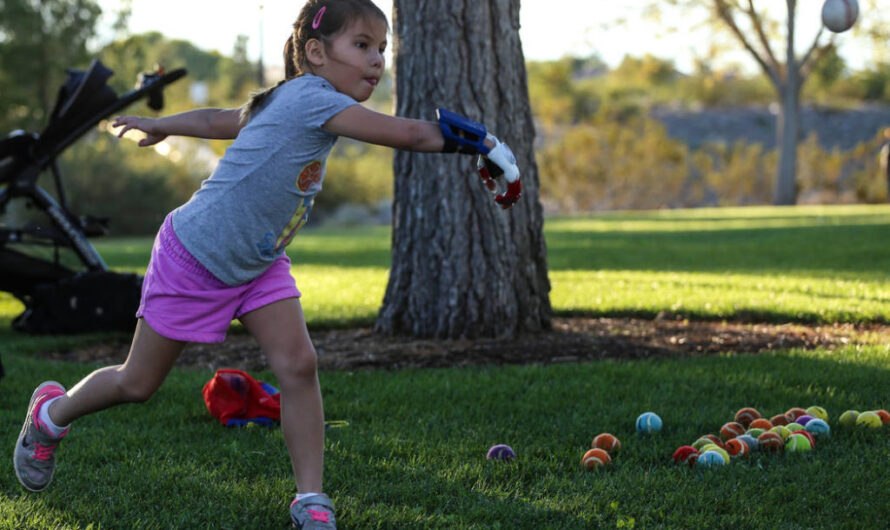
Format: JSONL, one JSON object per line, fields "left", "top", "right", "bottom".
{"left": 37, "top": 67, "right": 188, "bottom": 167}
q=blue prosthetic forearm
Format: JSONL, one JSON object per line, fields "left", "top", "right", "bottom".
{"left": 436, "top": 108, "right": 491, "bottom": 155}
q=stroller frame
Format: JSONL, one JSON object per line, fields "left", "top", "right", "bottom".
{"left": 0, "top": 58, "right": 186, "bottom": 330}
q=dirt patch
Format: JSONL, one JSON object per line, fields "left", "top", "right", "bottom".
{"left": 36, "top": 317, "right": 890, "bottom": 372}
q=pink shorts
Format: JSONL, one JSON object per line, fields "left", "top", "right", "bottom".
{"left": 136, "top": 214, "right": 301, "bottom": 343}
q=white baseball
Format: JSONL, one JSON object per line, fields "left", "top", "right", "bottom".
{"left": 822, "top": 0, "right": 859, "bottom": 33}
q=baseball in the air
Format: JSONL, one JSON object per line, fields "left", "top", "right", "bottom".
{"left": 822, "top": 0, "right": 859, "bottom": 33}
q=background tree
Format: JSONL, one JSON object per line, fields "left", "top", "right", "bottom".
{"left": 0, "top": 0, "right": 101, "bottom": 132}
{"left": 376, "top": 0, "right": 551, "bottom": 339}
{"left": 657, "top": 0, "right": 848, "bottom": 205}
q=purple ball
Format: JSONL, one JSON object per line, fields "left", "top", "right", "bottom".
{"left": 486, "top": 444, "right": 516, "bottom": 461}
{"left": 796, "top": 415, "right": 815, "bottom": 426}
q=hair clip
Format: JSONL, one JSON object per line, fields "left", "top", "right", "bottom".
{"left": 312, "top": 6, "right": 326, "bottom": 29}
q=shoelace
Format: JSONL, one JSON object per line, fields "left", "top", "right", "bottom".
{"left": 306, "top": 509, "right": 331, "bottom": 524}
{"left": 32, "top": 442, "right": 58, "bottom": 461}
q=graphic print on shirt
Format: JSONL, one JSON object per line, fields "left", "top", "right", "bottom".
{"left": 276, "top": 160, "right": 324, "bottom": 253}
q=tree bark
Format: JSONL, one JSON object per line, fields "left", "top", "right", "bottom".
{"left": 376, "top": 0, "right": 551, "bottom": 339}
{"left": 774, "top": 0, "right": 800, "bottom": 205}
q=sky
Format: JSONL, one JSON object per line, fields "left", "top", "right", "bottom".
{"left": 94, "top": 0, "right": 867, "bottom": 75}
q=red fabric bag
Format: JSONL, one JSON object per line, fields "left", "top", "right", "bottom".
{"left": 202, "top": 369, "right": 281, "bottom": 426}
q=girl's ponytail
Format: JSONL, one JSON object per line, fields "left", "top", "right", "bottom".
{"left": 240, "top": 37, "right": 298, "bottom": 123}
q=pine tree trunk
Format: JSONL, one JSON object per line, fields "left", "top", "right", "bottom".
{"left": 375, "top": 0, "right": 551, "bottom": 339}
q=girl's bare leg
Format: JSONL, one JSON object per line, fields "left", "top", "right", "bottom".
{"left": 49, "top": 319, "right": 186, "bottom": 426}
{"left": 239, "top": 298, "right": 324, "bottom": 494}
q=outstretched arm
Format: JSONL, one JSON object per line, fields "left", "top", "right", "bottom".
{"left": 113, "top": 108, "right": 244, "bottom": 146}
{"left": 324, "top": 105, "right": 521, "bottom": 209}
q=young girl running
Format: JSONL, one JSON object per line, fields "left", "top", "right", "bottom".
{"left": 13, "top": 0, "right": 519, "bottom": 528}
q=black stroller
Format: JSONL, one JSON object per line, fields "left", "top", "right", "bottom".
{"left": 0, "top": 59, "right": 185, "bottom": 334}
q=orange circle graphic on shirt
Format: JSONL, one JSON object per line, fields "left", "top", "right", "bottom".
{"left": 297, "top": 161, "right": 323, "bottom": 192}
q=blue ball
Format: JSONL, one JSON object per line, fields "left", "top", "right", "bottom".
{"left": 486, "top": 444, "right": 516, "bottom": 461}
{"left": 636, "top": 412, "right": 663, "bottom": 434}
{"left": 735, "top": 434, "right": 759, "bottom": 451}
{"left": 805, "top": 418, "right": 831, "bottom": 438}
{"left": 696, "top": 450, "right": 726, "bottom": 467}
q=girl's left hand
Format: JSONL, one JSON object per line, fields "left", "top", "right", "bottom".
{"left": 112, "top": 116, "right": 168, "bottom": 147}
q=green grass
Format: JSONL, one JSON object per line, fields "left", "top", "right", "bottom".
{"left": 2, "top": 204, "right": 890, "bottom": 528}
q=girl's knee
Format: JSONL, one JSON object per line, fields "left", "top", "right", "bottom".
{"left": 271, "top": 344, "right": 319, "bottom": 385}
{"left": 116, "top": 369, "right": 163, "bottom": 403}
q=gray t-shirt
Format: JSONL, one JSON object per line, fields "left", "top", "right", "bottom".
{"left": 172, "top": 74, "right": 357, "bottom": 285}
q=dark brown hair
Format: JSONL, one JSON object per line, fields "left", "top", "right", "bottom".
{"left": 240, "top": 0, "right": 388, "bottom": 122}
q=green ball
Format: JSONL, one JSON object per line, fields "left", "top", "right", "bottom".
{"left": 806, "top": 406, "right": 829, "bottom": 421}
{"left": 839, "top": 410, "right": 860, "bottom": 428}
{"left": 857, "top": 411, "right": 883, "bottom": 429}
{"left": 692, "top": 437, "right": 714, "bottom": 451}
{"left": 786, "top": 422, "right": 805, "bottom": 432}
{"left": 770, "top": 425, "right": 792, "bottom": 441}
{"left": 785, "top": 433, "right": 813, "bottom": 453}
{"left": 746, "top": 427, "right": 766, "bottom": 438}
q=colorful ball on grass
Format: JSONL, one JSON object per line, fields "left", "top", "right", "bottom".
{"left": 786, "top": 408, "right": 809, "bottom": 422}
{"left": 724, "top": 438, "right": 749, "bottom": 458}
{"left": 786, "top": 422, "right": 805, "bottom": 432}
{"left": 874, "top": 410, "right": 890, "bottom": 425}
{"left": 720, "top": 422, "right": 746, "bottom": 440}
{"left": 692, "top": 437, "right": 714, "bottom": 451}
{"left": 582, "top": 448, "right": 612, "bottom": 470}
{"left": 838, "top": 410, "right": 860, "bottom": 428}
{"left": 746, "top": 427, "right": 766, "bottom": 439}
{"left": 703, "top": 434, "right": 723, "bottom": 446}
{"left": 796, "top": 415, "right": 815, "bottom": 426}
{"left": 770, "top": 425, "right": 792, "bottom": 441}
{"left": 700, "top": 444, "right": 731, "bottom": 463}
{"left": 697, "top": 450, "right": 727, "bottom": 467}
{"left": 734, "top": 407, "right": 761, "bottom": 427}
{"left": 758, "top": 431, "right": 785, "bottom": 452}
{"left": 770, "top": 414, "right": 790, "bottom": 427}
{"left": 792, "top": 430, "right": 816, "bottom": 448}
{"left": 749, "top": 418, "right": 774, "bottom": 430}
{"left": 785, "top": 433, "right": 813, "bottom": 453}
{"left": 486, "top": 444, "right": 516, "bottom": 461}
{"left": 805, "top": 419, "right": 830, "bottom": 439}
{"left": 672, "top": 445, "right": 700, "bottom": 467}
{"left": 736, "top": 434, "right": 759, "bottom": 451}
{"left": 635, "top": 412, "right": 662, "bottom": 434}
{"left": 806, "top": 406, "right": 829, "bottom": 421}
{"left": 592, "top": 433, "right": 621, "bottom": 454}
{"left": 856, "top": 411, "right": 883, "bottom": 429}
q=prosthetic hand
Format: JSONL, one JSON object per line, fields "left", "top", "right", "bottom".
{"left": 437, "top": 108, "right": 522, "bottom": 209}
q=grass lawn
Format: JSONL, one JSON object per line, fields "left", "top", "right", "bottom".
{"left": 1, "top": 204, "right": 889, "bottom": 528}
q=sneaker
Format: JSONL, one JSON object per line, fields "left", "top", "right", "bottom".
{"left": 290, "top": 494, "right": 337, "bottom": 529}
{"left": 14, "top": 381, "right": 69, "bottom": 492}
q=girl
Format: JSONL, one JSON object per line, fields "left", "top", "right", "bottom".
{"left": 13, "top": 0, "right": 518, "bottom": 528}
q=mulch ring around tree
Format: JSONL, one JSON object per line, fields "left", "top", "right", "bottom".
{"left": 36, "top": 316, "right": 890, "bottom": 373}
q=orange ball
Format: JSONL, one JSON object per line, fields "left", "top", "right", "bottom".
{"left": 875, "top": 410, "right": 890, "bottom": 425}
{"left": 749, "top": 418, "right": 774, "bottom": 430}
{"left": 734, "top": 407, "right": 761, "bottom": 427}
{"left": 757, "top": 431, "right": 785, "bottom": 452}
{"left": 720, "top": 421, "right": 746, "bottom": 440}
{"left": 786, "top": 407, "right": 808, "bottom": 421}
{"left": 592, "top": 433, "right": 621, "bottom": 454}
{"left": 703, "top": 434, "right": 724, "bottom": 448}
{"left": 769, "top": 414, "right": 790, "bottom": 426}
{"left": 724, "top": 438, "right": 749, "bottom": 457}
{"left": 582, "top": 448, "right": 612, "bottom": 470}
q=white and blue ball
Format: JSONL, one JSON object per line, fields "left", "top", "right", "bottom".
{"left": 805, "top": 418, "right": 831, "bottom": 438}
{"left": 696, "top": 450, "right": 727, "bottom": 467}
{"left": 635, "top": 412, "right": 663, "bottom": 434}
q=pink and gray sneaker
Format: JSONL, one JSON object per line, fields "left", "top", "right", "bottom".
{"left": 290, "top": 494, "right": 337, "bottom": 529}
{"left": 14, "top": 381, "right": 69, "bottom": 492}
